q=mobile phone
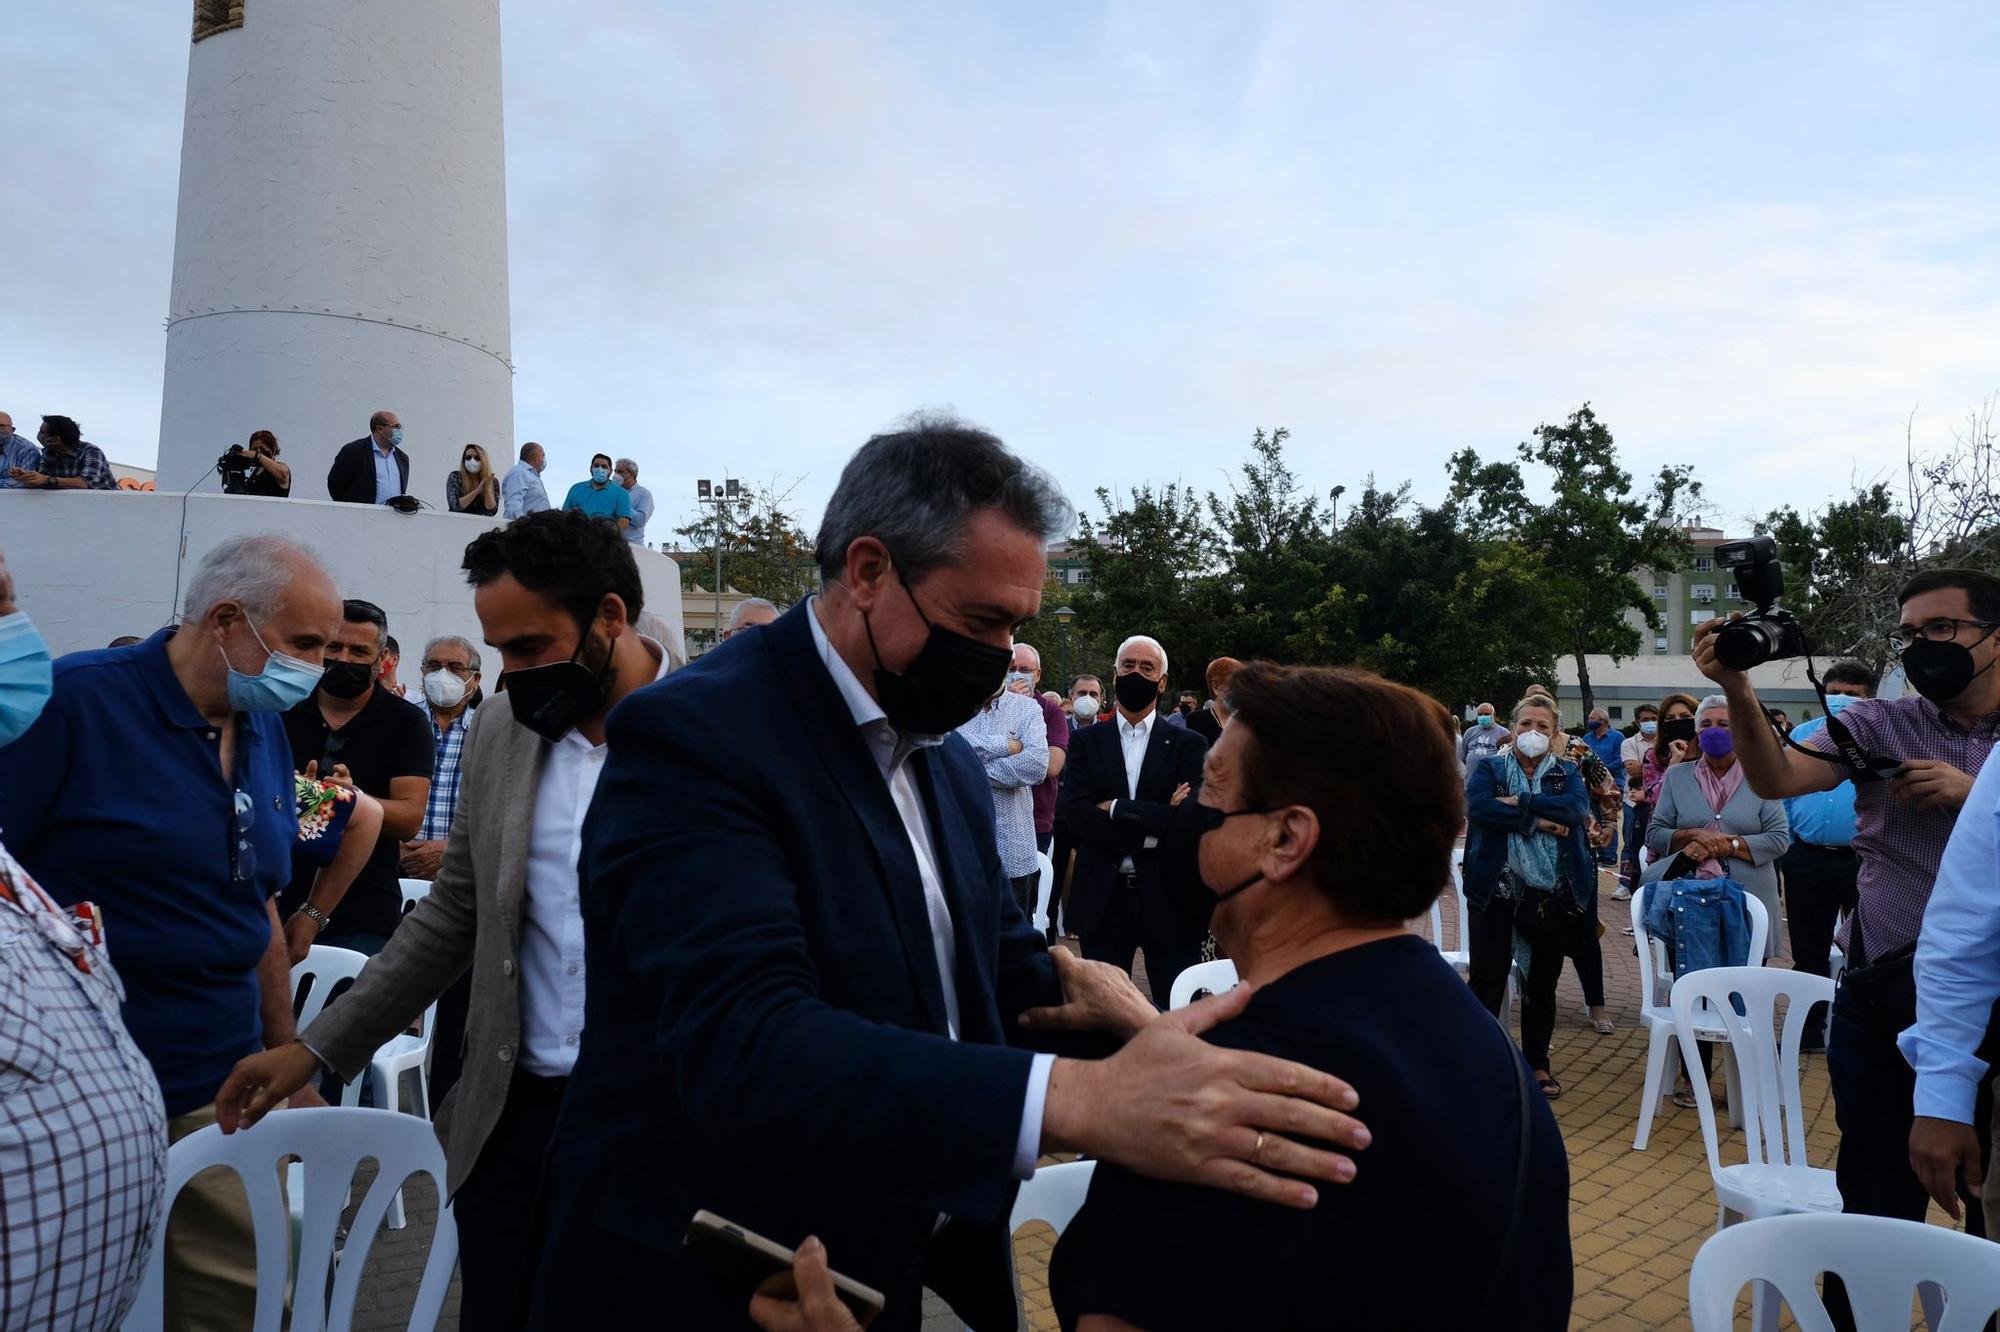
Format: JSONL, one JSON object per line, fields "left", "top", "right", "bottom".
{"left": 683, "top": 1210, "right": 886, "bottom": 1326}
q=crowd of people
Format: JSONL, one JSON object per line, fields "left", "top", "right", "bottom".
{"left": 3, "top": 411, "right": 2000, "bottom": 1332}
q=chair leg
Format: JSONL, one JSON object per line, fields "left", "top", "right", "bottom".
{"left": 1751, "top": 1279, "right": 1780, "bottom": 1332}
{"left": 1633, "top": 1023, "right": 1670, "bottom": 1151}
{"left": 1721, "top": 1042, "right": 1744, "bottom": 1131}
{"left": 378, "top": 1063, "right": 409, "bottom": 1231}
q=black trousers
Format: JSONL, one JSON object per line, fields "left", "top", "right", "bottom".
{"left": 455, "top": 1072, "right": 568, "bottom": 1332}
{"left": 1780, "top": 842, "right": 1860, "bottom": 1048}
{"left": 1081, "top": 870, "right": 1202, "bottom": 1009}
{"left": 1009, "top": 872, "right": 1041, "bottom": 919}
{"left": 1465, "top": 893, "right": 1568, "bottom": 1073}
{"left": 1048, "top": 820, "right": 1075, "bottom": 939}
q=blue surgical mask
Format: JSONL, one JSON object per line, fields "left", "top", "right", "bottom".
{"left": 389, "top": 427, "right": 405, "bottom": 447}
{"left": 221, "top": 619, "right": 323, "bottom": 713}
{"left": 1005, "top": 670, "right": 1033, "bottom": 688}
{"left": 1825, "top": 693, "right": 1858, "bottom": 716}
{"left": 1640, "top": 721, "right": 1658, "bottom": 737}
{"left": 591, "top": 466, "right": 611, "bottom": 484}
{"left": 0, "top": 612, "right": 54, "bottom": 748}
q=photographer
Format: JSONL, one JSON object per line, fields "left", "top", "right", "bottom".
{"left": 220, "top": 430, "right": 290, "bottom": 498}
{"left": 1693, "top": 565, "right": 2000, "bottom": 1244}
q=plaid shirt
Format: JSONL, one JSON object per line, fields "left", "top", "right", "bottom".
{"left": 41, "top": 441, "right": 118, "bottom": 490}
{"left": 1805, "top": 694, "right": 2000, "bottom": 959}
{"left": 416, "top": 700, "right": 478, "bottom": 841}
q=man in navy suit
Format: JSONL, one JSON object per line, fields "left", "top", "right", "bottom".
{"left": 531, "top": 416, "right": 1372, "bottom": 1331}
{"left": 324, "top": 409, "right": 410, "bottom": 504}
{"left": 1062, "top": 635, "right": 1211, "bottom": 1007}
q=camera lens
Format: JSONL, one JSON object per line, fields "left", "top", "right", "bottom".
{"left": 1715, "top": 619, "right": 1783, "bottom": 671}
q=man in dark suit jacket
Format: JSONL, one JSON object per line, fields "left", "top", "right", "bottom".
{"left": 1062, "top": 634, "right": 1211, "bottom": 1007}
{"left": 325, "top": 409, "right": 409, "bottom": 503}
{"left": 530, "top": 419, "right": 1371, "bottom": 1332}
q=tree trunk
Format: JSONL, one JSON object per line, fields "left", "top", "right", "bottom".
{"left": 1572, "top": 628, "right": 1594, "bottom": 719}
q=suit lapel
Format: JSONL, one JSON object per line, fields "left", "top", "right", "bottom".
{"left": 768, "top": 607, "right": 952, "bottom": 1035}
{"left": 1138, "top": 715, "right": 1177, "bottom": 799}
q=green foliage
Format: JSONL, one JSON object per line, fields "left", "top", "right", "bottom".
{"left": 672, "top": 480, "right": 818, "bottom": 608}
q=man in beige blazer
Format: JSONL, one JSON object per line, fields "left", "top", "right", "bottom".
{"left": 212, "top": 511, "right": 669, "bottom": 1332}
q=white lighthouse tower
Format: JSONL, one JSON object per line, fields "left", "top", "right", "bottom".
{"left": 156, "top": 0, "right": 514, "bottom": 498}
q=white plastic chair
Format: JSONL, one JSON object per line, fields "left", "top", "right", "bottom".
{"left": 1030, "top": 852, "right": 1056, "bottom": 934}
{"left": 1689, "top": 1213, "right": 2000, "bottom": 1332}
{"left": 398, "top": 878, "right": 430, "bottom": 917}
{"left": 1168, "top": 959, "right": 1239, "bottom": 1010}
{"left": 1631, "top": 889, "right": 1768, "bottom": 1150}
{"left": 119, "top": 1108, "right": 458, "bottom": 1332}
{"left": 1011, "top": 1158, "right": 1097, "bottom": 1236}
{"left": 292, "top": 947, "right": 371, "bottom": 1108}
{"left": 1427, "top": 850, "right": 1471, "bottom": 975}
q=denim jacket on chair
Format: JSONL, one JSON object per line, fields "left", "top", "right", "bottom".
{"left": 1641, "top": 876, "right": 1753, "bottom": 982}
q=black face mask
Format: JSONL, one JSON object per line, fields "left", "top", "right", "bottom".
{"left": 1159, "top": 799, "right": 1281, "bottom": 929}
{"left": 319, "top": 660, "right": 376, "bottom": 700}
{"left": 1901, "top": 635, "right": 1997, "bottom": 705}
{"left": 1660, "top": 716, "right": 1696, "bottom": 744}
{"left": 863, "top": 571, "right": 1011, "bottom": 735}
{"left": 503, "top": 628, "right": 614, "bottom": 743}
{"left": 1113, "top": 670, "right": 1161, "bottom": 715}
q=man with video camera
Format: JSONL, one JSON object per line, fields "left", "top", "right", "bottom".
{"left": 1694, "top": 546, "right": 2000, "bottom": 1249}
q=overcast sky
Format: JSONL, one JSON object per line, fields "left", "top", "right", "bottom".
{"left": 12, "top": 2, "right": 2000, "bottom": 540}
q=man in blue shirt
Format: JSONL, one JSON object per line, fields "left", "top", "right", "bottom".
{"left": 502, "top": 442, "right": 551, "bottom": 518}
{"left": 562, "top": 452, "right": 632, "bottom": 531}
{"left": 614, "top": 458, "right": 655, "bottom": 545}
{"left": 1781, "top": 660, "right": 1876, "bottom": 1051}
{"left": 0, "top": 411, "right": 41, "bottom": 489}
{"left": 1581, "top": 708, "right": 1628, "bottom": 865}
{"left": 0, "top": 532, "right": 343, "bottom": 1325}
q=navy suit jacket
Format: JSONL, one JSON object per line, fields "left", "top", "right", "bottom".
{"left": 325, "top": 436, "right": 409, "bottom": 503}
{"left": 533, "top": 602, "right": 1102, "bottom": 1331}
{"left": 1058, "top": 712, "right": 1208, "bottom": 941}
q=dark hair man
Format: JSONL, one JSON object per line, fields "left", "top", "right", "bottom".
{"left": 1776, "top": 660, "right": 1878, "bottom": 1050}
{"left": 278, "top": 599, "right": 433, "bottom": 957}
{"left": 1695, "top": 570, "right": 2000, "bottom": 1253}
{"left": 378, "top": 633, "right": 404, "bottom": 696}
{"left": 1614, "top": 703, "right": 1661, "bottom": 895}
{"left": 1069, "top": 673, "right": 1104, "bottom": 731}
{"left": 527, "top": 414, "right": 1370, "bottom": 1330}
{"left": 327, "top": 409, "right": 410, "bottom": 505}
{"left": 502, "top": 441, "right": 550, "bottom": 518}
{"left": 10, "top": 414, "right": 116, "bottom": 490}
{"left": 215, "top": 510, "right": 667, "bottom": 1332}
{"left": 562, "top": 452, "right": 632, "bottom": 531}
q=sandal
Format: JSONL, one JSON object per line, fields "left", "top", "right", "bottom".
{"left": 1672, "top": 1089, "right": 1698, "bottom": 1110}
{"left": 1593, "top": 1018, "right": 1616, "bottom": 1035}
{"left": 1535, "top": 1073, "right": 1563, "bottom": 1100}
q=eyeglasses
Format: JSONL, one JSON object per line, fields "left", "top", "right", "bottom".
{"left": 230, "top": 788, "right": 258, "bottom": 887}
{"left": 422, "top": 660, "right": 473, "bottom": 678}
{"left": 1886, "top": 618, "right": 2000, "bottom": 653}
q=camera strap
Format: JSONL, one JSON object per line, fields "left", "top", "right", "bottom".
{"left": 1770, "top": 655, "right": 1897, "bottom": 783}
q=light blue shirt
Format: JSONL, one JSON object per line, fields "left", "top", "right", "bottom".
{"left": 371, "top": 440, "right": 401, "bottom": 504}
{"left": 625, "top": 483, "right": 655, "bottom": 544}
{"left": 955, "top": 689, "right": 1049, "bottom": 879}
{"left": 501, "top": 460, "right": 549, "bottom": 518}
{"left": 1783, "top": 714, "right": 1858, "bottom": 847}
{"left": 1900, "top": 752, "right": 2000, "bottom": 1123}
{"left": 0, "top": 433, "right": 42, "bottom": 488}
{"left": 804, "top": 598, "right": 1052, "bottom": 1178}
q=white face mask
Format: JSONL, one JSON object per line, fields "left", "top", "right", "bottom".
{"left": 423, "top": 669, "right": 469, "bottom": 709}
{"left": 1073, "top": 695, "right": 1100, "bottom": 720}
{"left": 1513, "top": 729, "right": 1551, "bottom": 760}
{"left": 463, "top": 458, "right": 482, "bottom": 474}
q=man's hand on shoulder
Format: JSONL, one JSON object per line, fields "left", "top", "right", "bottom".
{"left": 1018, "top": 947, "right": 1158, "bottom": 1042}
{"left": 1041, "top": 983, "right": 1369, "bottom": 1209}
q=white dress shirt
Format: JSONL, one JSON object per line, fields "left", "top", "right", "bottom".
{"left": 370, "top": 441, "right": 401, "bottom": 504}
{"left": 808, "top": 599, "right": 1052, "bottom": 1178}
{"left": 501, "top": 460, "right": 551, "bottom": 518}
{"left": 518, "top": 639, "right": 669, "bottom": 1077}
{"left": 1115, "top": 709, "right": 1160, "bottom": 871}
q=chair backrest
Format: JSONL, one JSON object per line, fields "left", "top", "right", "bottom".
{"left": 1425, "top": 869, "right": 1472, "bottom": 955}
{"left": 1168, "top": 959, "right": 1240, "bottom": 1010}
{"left": 119, "top": 1108, "right": 458, "bottom": 1332}
{"left": 292, "top": 945, "right": 370, "bottom": 1031}
{"left": 1631, "top": 885, "right": 1769, "bottom": 1012}
{"left": 1031, "top": 852, "right": 1056, "bottom": 933}
{"left": 399, "top": 878, "right": 431, "bottom": 917}
{"left": 1670, "top": 965, "right": 1836, "bottom": 1180}
{"left": 1009, "top": 1159, "right": 1097, "bottom": 1237}
{"left": 1689, "top": 1213, "right": 2000, "bottom": 1332}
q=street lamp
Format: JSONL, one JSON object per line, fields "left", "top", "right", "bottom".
{"left": 696, "top": 478, "right": 742, "bottom": 653}
{"left": 1053, "top": 605, "right": 1075, "bottom": 690}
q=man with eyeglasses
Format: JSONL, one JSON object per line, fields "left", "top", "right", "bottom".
{"left": 399, "top": 635, "right": 483, "bottom": 881}
{"left": 1695, "top": 568, "right": 2000, "bottom": 1265}
{"left": 0, "top": 533, "right": 344, "bottom": 1327}
{"left": 278, "top": 599, "right": 434, "bottom": 957}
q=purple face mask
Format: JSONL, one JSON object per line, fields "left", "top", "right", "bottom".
{"left": 1697, "top": 726, "right": 1734, "bottom": 758}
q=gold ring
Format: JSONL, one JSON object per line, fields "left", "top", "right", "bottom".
{"left": 1253, "top": 1131, "right": 1266, "bottom": 1157}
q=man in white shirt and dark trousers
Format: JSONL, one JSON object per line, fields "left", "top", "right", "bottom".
{"left": 957, "top": 683, "right": 1050, "bottom": 913}
{"left": 211, "top": 510, "right": 670, "bottom": 1332}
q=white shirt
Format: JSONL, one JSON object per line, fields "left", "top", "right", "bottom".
{"left": 1116, "top": 709, "right": 1161, "bottom": 870}
{"left": 625, "top": 483, "right": 655, "bottom": 544}
{"left": 808, "top": 599, "right": 1051, "bottom": 1178}
{"left": 501, "top": 460, "right": 550, "bottom": 518}
{"left": 518, "top": 639, "right": 670, "bottom": 1077}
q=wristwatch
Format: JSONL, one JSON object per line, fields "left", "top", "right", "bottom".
{"left": 294, "top": 903, "right": 331, "bottom": 933}
{"left": 40, "top": 478, "right": 58, "bottom": 490}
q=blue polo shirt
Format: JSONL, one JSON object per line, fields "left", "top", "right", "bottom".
{"left": 0, "top": 629, "right": 298, "bottom": 1115}
{"left": 563, "top": 478, "right": 633, "bottom": 524}
{"left": 1783, "top": 715, "right": 1859, "bottom": 847}
{"left": 1582, "top": 726, "right": 1627, "bottom": 789}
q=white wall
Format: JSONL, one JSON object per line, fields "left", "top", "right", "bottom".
{"left": 0, "top": 493, "right": 683, "bottom": 691}
{"left": 157, "top": 0, "right": 512, "bottom": 499}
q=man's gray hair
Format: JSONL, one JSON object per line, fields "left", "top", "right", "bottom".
{"left": 815, "top": 410, "right": 1072, "bottom": 583}
{"left": 422, "top": 634, "right": 482, "bottom": 673}
{"left": 615, "top": 458, "right": 638, "bottom": 475}
{"left": 1013, "top": 642, "right": 1041, "bottom": 670}
{"left": 182, "top": 534, "right": 323, "bottom": 623}
{"left": 1115, "top": 634, "right": 1169, "bottom": 677}
{"left": 729, "top": 597, "right": 779, "bottom": 631}
{"left": 1697, "top": 693, "right": 1731, "bottom": 718}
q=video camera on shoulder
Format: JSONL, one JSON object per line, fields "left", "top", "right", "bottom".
{"left": 216, "top": 445, "right": 258, "bottom": 494}
{"left": 1711, "top": 536, "right": 1808, "bottom": 669}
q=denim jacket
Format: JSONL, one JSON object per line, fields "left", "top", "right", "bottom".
{"left": 1641, "top": 876, "right": 1753, "bottom": 982}
{"left": 1462, "top": 754, "right": 1595, "bottom": 912}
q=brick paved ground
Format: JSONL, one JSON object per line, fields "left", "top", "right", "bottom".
{"left": 349, "top": 866, "right": 1955, "bottom": 1331}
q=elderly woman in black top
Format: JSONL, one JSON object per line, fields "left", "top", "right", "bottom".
{"left": 751, "top": 666, "right": 1573, "bottom": 1332}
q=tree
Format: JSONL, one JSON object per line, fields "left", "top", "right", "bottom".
{"left": 1448, "top": 403, "right": 1703, "bottom": 714}
{"left": 1207, "top": 428, "right": 1338, "bottom": 663}
{"left": 671, "top": 479, "right": 818, "bottom": 638}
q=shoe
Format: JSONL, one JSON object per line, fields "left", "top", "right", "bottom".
{"left": 1611, "top": 885, "right": 1631, "bottom": 901}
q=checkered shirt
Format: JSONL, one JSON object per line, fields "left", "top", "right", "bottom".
{"left": 1805, "top": 694, "right": 2000, "bottom": 959}
{"left": 0, "top": 839, "right": 166, "bottom": 1331}
{"left": 416, "top": 700, "right": 477, "bottom": 841}
{"left": 40, "top": 442, "right": 117, "bottom": 491}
